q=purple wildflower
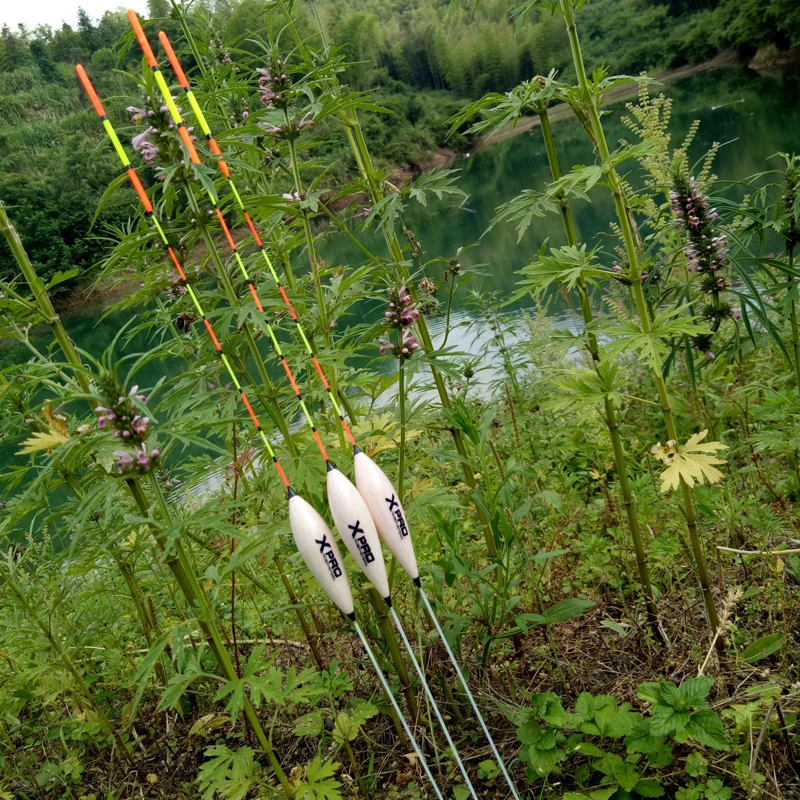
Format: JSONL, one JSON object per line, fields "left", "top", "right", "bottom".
{"left": 132, "top": 127, "right": 155, "bottom": 151}
{"left": 384, "top": 286, "right": 420, "bottom": 328}
{"left": 114, "top": 451, "right": 134, "bottom": 471}
{"left": 131, "top": 416, "right": 150, "bottom": 436}
{"left": 671, "top": 172, "right": 733, "bottom": 359}
{"left": 378, "top": 330, "right": 420, "bottom": 360}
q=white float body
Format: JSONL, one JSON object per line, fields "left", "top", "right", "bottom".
{"left": 326, "top": 463, "right": 391, "bottom": 600}
{"left": 353, "top": 448, "right": 419, "bottom": 582}
{"left": 288, "top": 491, "right": 355, "bottom": 617}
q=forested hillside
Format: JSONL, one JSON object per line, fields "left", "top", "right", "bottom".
{"left": 0, "top": 0, "right": 798, "bottom": 286}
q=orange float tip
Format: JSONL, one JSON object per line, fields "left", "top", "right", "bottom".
{"left": 158, "top": 31, "right": 189, "bottom": 88}
{"left": 177, "top": 126, "right": 201, "bottom": 164}
{"left": 75, "top": 65, "right": 106, "bottom": 117}
{"left": 127, "top": 9, "right": 158, "bottom": 68}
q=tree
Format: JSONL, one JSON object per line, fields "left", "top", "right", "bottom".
{"left": 30, "top": 40, "right": 61, "bottom": 83}
{"left": 77, "top": 8, "right": 96, "bottom": 50}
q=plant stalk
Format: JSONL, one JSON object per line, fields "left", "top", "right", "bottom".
{"left": 538, "top": 105, "right": 661, "bottom": 638}
{"left": 187, "top": 190, "right": 298, "bottom": 460}
{"left": 0, "top": 202, "right": 90, "bottom": 394}
{"left": 397, "top": 330, "right": 407, "bottom": 501}
{"left": 274, "top": 5, "right": 495, "bottom": 557}
{"left": 283, "top": 123, "right": 352, "bottom": 452}
{"left": 560, "top": 0, "right": 720, "bottom": 641}
{"left": 366, "top": 588, "right": 418, "bottom": 718}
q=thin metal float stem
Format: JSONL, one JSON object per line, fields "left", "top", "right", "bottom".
{"left": 389, "top": 606, "right": 478, "bottom": 800}
{"left": 418, "top": 585, "right": 520, "bottom": 800}
{"left": 353, "top": 620, "right": 444, "bottom": 800}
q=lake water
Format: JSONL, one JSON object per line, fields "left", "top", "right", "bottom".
{"left": 2, "top": 65, "right": 799, "bottom": 474}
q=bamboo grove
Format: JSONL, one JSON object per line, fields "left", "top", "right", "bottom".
{"left": 0, "top": 0, "right": 799, "bottom": 798}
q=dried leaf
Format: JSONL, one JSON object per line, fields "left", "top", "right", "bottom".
{"left": 43, "top": 404, "right": 69, "bottom": 437}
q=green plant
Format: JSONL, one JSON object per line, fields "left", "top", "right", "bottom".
{"left": 513, "top": 679, "right": 729, "bottom": 797}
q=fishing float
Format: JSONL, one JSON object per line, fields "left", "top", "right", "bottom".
{"left": 74, "top": 63, "right": 446, "bottom": 799}
{"left": 152, "top": 23, "right": 424, "bottom": 599}
{"left": 144, "top": 21, "right": 521, "bottom": 799}
{"left": 125, "top": 19, "right": 479, "bottom": 794}
{"left": 150, "top": 25, "right": 522, "bottom": 800}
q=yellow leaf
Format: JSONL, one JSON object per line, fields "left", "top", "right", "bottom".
{"left": 17, "top": 430, "right": 71, "bottom": 455}
{"left": 188, "top": 713, "right": 231, "bottom": 736}
{"left": 410, "top": 476, "right": 434, "bottom": 499}
{"left": 349, "top": 412, "right": 423, "bottom": 456}
{"left": 656, "top": 430, "right": 727, "bottom": 493}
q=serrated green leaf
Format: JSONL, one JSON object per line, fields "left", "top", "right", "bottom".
{"left": 524, "top": 743, "right": 561, "bottom": 777}
{"left": 589, "top": 789, "right": 618, "bottom": 800}
{"left": 625, "top": 721, "right": 664, "bottom": 754}
{"left": 613, "top": 760, "right": 640, "bottom": 791}
{"left": 513, "top": 245, "right": 607, "bottom": 298}
{"left": 685, "top": 710, "right": 730, "bottom": 751}
{"left": 296, "top": 757, "right": 342, "bottom": 800}
{"left": 294, "top": 710, "right": 324, "bottom": 738}
{"left": 650, "top": 705, "right": 690, "bottom": 737}
{"left": 196, "top": 745, "right": 255, "bottom": 800}
{"left": 517, "top": 720, "right": 544, "bottom": 745}
{"left": 605, "top": 305, "right": 708, "bottom": 372}
{"left": 678, "top": 676, "right": 714, "bottom": 707}
{"left": 573, "top": 741, "right": 605, "bottom": 756}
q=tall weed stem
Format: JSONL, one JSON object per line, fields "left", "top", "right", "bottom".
{"left": 0, "top": 203, "right": 90, "bottom": 394}
{"left": 538, "top": 105, "right": 661, "bottom": 638}
{"left": 560, "top": 0, "right": 720, "bottom": 640}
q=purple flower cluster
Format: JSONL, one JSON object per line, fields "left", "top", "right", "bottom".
{"left": 384, "top": 286, "right": 420, "bottom": 328}
{"left": 167, "top": 274, "right": 188, "bottom": 302}
{"left": 256, "top": 62, "right": 292, "bottom": 109}
{"left": 132, "top": 126, "right": 159, "bottom": 165}
{"left": 128, "top": 99, "right": 195, "bottom": 169}
{"left": 379, "top": 329, "right": 421, "bottom": 359}
{"left": 210, "top": 39, "right": 235, "bottom": 68}
{"left": 114, "top": 444, "right": 161, "bottom": 474}
{"left": 669, "top": 176, "right": 727, "bottom": 278}
{"left": 95, "top": 385, "right": 151, "bottom": 443}
{"left": 670, "top": 173, "right": 739, "bottom": 356}
{"left": 260, "top": 114, "right": 314, "bottom": 143}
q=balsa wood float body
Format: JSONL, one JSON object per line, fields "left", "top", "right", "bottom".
{"left": 353, "top": 449, "right": 419, "bottom": 582}
{"left": 288, "top": 491, "right": 355, "bottom": 617}
{"left": 326, "top": 463, "right": 391, "bottom": 600}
